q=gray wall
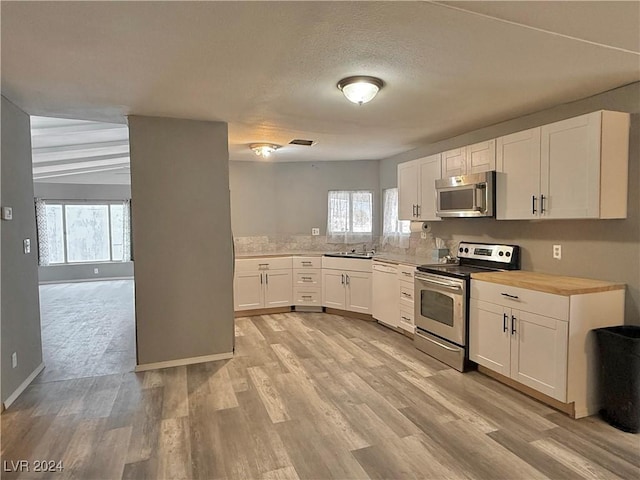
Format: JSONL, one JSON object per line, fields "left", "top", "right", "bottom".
{"left": 1, "top": 96, "right": 43, "bottom": 403}
{"left": 230, "top": 160, "right": 380, "bottom": 236}
{"left": 33, "top": 182, "right": 133, "bottom": 283}
{"left": 380, "top": 82, "right": 640, "bottom": 325}
{"left": 129, "top": 116, "right": 234, "bottom": 365}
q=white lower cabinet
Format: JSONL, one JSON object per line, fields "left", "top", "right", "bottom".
{"left": 293, "top": 256, "right": 322, "bottom": 308}
{"left": 234, "top": 257, "right": 293, "bottom": 311}
{"left": 322, "top": 257, "right": 372, "bottom": 315}
{"left": 469, "top": 298, "right": 568, "bottom": 401}
{"left": 470, "top": 277, "right": 625, "bottom": 418}
{"left": 398, "top": 264, "right": 416, "bottom": 333}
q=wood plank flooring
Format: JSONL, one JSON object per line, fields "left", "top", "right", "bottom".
{"left": 2, "top": 311, "right": 639, "bottom": 479}
{"left": 36, "top": 280, "right": 136, "bottom": 383}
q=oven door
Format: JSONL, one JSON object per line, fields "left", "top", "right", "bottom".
{"left": 414, "top": 272, "right": 466, "bottom": 346}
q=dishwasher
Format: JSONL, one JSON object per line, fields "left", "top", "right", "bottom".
{"left": 372, "top": 261, "right": 399, "bottom": 328}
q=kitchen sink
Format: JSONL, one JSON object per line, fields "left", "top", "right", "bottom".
{"left": 324, "top": 251, "right": 375, "bottom": 259}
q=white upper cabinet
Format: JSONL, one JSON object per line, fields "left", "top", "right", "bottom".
{"left": 441, "top": 140, "right": 496, "bottom": 178}
{"left": 398, "top": 160, "right": 419, "bottom": 221}
{"left": 497, "top": 111, "right": 629, "bottom": 220}
{"left": 496, "top": 127, "right": 542, "bottom": 220}
{"left": 398, "top": 154, "right": 441, "bottom": 221}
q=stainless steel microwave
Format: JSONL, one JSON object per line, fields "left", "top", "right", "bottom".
{"left": 435, "top": 171, "right": 495, "bottom": 218}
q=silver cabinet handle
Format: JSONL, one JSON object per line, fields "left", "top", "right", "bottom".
{"left": 511, "top": 315, "right": 517, "bottom": 335}
{"left": 346, "top": 274, "right": 350, "bottom": 285}
{"left": 402, "top": 272, "right": 412, "bottom": 277}
{"left": 540, "top": 194, "right": 546, "bottom": 214}
{"left": 402, "top": 292, "right": 412, "bottom": 298}
{"left": 302, "top": 295, "right": 312, "bottom": 299}
{"left": 301, "top": 276, "right": 312, "bottom": 281}
{"left": 265, "top": 273, "right": 268, "bottom": 285}
{"left": 341, "top": 274, "right": 345, "bottom": 285}
{"left": 532, "top": 195, "right": 537, "bottom": 214}
{"left": 401, "top": 316, "right": 412, "bottom": 322}
{"left": 260, "top": 273, "right": 263, "bottom": 284}
{"left": 416, "top": 331, "right": 461, "bottom": 352}
{"left": 416, "top": 204, "right": 421, "bottom": 217}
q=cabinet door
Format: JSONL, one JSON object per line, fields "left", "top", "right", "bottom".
{"left": 263, "top": 270, "right": 293, "bottom": 308}
{"left": 510, "top": 310, "right": 568, "bottom": 402}
{"left": 469, "top": 299, "right": 510, "bottom": 376}
{"left": 441, "top": 148, "right": 466, "bottom": 177}
{"left": 417, "top": 154, "right": 441, "bottom": 221}
{"left": 345, "top": 271, "right": 372, "bottom": 314}
{"left": 322, "top": 270, "right": 346, "bottom": 309}
{"left": 496, "top": 128, "right": 542, "bottom": 220}
{"left": 467, "top": 140, "right": 496, "bottom": 174}
{"left": 398, "top": 160, "right": 419, "bottom": 220}
{"left": 234, "top": 271, "right": 263, "bottom": 311}
{"left": 540, "top": 112, "right": 601, "bottom": 219}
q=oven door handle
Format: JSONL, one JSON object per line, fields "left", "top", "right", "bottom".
{"left": 416, "top": 331, "right": 461, "bottom": 352}
{"left": 415, "top": 275, "right": 463, "bottom": 291}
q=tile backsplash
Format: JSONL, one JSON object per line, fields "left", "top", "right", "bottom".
{"left": 233, "top": 233, "right": 456, "bottom": 258}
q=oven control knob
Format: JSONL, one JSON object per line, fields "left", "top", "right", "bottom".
{"left": 459, "top": 247, "right": 463, "bottom": 253}
{"left": 498, "top": 251, "right": 504, "bottom": 256}
{"left": 506, "top": 251, "right": 511, "bottom": 257}
{"left": 464, "top": 248, "right": 469, "bottom": 253}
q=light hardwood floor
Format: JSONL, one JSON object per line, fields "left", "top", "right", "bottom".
{"left": 36, "top": 280, "right": 136, "bottom": 383}
{"left": 2, "top": 311, "right": 639, "bottom": 479}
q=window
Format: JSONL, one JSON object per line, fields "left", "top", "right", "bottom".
{"left": 327, "top": 190, "right": 373, "bottom": 244}
{"left": 36, "top": 200, "right": 131, "bottom": 265}
{"left": 382, "top": 188, "right": 410, "bottom": 247}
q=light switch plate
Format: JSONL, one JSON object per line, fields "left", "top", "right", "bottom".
{"left": 1, "top": 206, "right": 13, "bottom": 220}
{"left": 23, "top": 238, "right": 31, "bottom": 254}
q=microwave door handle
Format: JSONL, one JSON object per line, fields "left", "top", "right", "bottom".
{"left": 475, "top": 184, "right": 486, "bottom": 212}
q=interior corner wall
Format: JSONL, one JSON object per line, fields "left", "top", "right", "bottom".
{"left": 229, "top": 159, "right": 380, "bottom": 237}
{"left": 128, "top": 116, "right": 234, "bottom": 366}
{"left": 379, "top": 82, "right": 640, "bottom": 325}
{"left": 1, "top": 96, "right": 43, "bottom": 404}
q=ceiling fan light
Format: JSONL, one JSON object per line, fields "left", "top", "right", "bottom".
{"left": 337, "top": 76, "right": 384, "bottom": 105}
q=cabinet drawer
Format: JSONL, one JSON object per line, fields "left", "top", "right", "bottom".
{"left": 400, "top": 284, "right": 415, "bottom": 306}
{"left": 397, "top": 264, "right": 416, "bottom": 281}
{"left": 293, "top": 288, "right": 321, "bottom": 306}
{"left": 471, "top": 280, "right": 569, "bottom": 321}
{"left": 399, "top": 306, "right": 415, "bottom": 332}
{"left": 292, "top": 256, "right": 321, "bottom": 269}
{"left": 293, "top": 270, "right": 320, "bottom": 286}
{"left": 235, "top": 256, "right": 292, "bottom": 272}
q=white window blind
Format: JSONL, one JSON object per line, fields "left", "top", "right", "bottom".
{"left": 327, "top": 190, "right": 373, "bottom": 244}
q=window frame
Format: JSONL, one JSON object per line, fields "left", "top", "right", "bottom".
{"left": 41, "top": 199, "right": 130, "bottom": 265}
{"left": 327, "top": 190, "right": 374, "bottom": 236}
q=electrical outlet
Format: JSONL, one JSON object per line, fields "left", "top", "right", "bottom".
{"left": 421, "top": 231, "right": 427, "bottom": 239}
{"left": 311, "top": 228, "right": 320, "bottom": 236}
{"left": 23, "top": 238, "right": 31, "bottom": 254}
{"left": 553, "top": 244, "right": 562, "bottom": 260}
{"left": 11, "top": 352, "right": 17, "bottom": 368}
{"left": 94, "top": 268, "right": 100, "bottom": 274}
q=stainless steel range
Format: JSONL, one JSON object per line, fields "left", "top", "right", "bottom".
{"left": 414, "top": 241, "right": 520, "bottom": 371}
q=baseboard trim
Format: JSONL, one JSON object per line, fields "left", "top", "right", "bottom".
{"left": 3, "top": 362, "right": 45, "bottom": 409}
{"left": 325, "top": 308, "right": 374, "bottom": 322}
{"left": 135, "top": 352, "right": 233, "bottom": 372}
{"left": 39, "top": 276, "right": 134, "bottom": 285}
{"left": 234, "top": 306, "right": 292, "bottom": 317}
{"left": 477, "top": 365, "right": 576, "bottom": 417}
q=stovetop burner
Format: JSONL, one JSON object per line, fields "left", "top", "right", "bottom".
{"left": 416, "top": 264, "right": 501, "bottom": 279}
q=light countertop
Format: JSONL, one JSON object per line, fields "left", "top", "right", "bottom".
{"left": 235, "top": 251, "right": 438, "bottom": 267}
{"left": 471, "top": 270, "right": 625, "bottom": 296}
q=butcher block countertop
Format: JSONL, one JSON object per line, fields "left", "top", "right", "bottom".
{"left": 471, "top": 271, "right": 625, "bottom": 296}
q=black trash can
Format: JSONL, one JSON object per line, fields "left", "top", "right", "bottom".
{"left": 595, "top": 325, "right": 640, "bottom": 433}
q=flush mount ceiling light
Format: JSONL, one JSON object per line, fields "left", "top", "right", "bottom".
{"left": 337, "top": 75, "right": 384, "bottom": 105}
{"left": 250, "top": 143, "right": 281, "bottom": 158}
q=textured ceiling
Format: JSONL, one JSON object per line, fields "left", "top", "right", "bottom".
{"left": 2, "top": 0, "right": 639, "bottom": 181}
